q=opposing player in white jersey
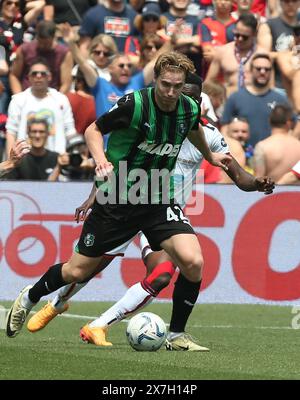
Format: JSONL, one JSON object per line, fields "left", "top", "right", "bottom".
{"left": 27, "top": 74, "right": 275, "bottom": 351}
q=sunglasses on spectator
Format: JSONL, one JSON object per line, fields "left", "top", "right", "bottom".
{"left": 143, "top": 15, "right": 159, "bottom": 22}
{"left": 29, "top": 70, "right": 49, "bottom": 77}
{"left": 252, "top": 66, "right": 272, "bottom": 72}
{"left": 92, "top": 50, "right": 112, "bottom": 57}
{"left": 29, "top": 129, "right": 47, "bottom": 135}
{"left": 4, "top": 0, "right": 19, "bottom": 6}
{"left": 118, "top": 63, "right": 133, "bottom": 69}
{"left": 144, "top": 44, "right": 161, "bottom": 51}
{"left": 234, "top": 32, "right": 251, "bottom": 41}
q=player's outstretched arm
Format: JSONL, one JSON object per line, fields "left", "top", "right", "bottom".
{"left": 226, "top": 156, "right": 275, "bottom": 194}
{"left": 188, "top": 126, "right": 231, "bottom": 170}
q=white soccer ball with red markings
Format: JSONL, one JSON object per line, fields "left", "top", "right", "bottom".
{"left": 126, "top": 312, "right": 167, "bottom": 351}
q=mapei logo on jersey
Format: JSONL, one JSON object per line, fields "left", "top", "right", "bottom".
{"left": 84, "top": 233, "right": 95, "bottom": 247}
{"left": 137, "top": 141, "right": 181, "bottom": 157}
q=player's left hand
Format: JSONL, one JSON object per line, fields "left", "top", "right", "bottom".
{"left": 255, "top": 176, "right": 275, "bottom": 195}
{"left": 210, "top": 152, "right": 232, "bottom": 171}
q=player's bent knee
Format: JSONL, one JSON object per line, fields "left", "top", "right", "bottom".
{"left": 180, "top": 255, "right": 203, "bottom": 282}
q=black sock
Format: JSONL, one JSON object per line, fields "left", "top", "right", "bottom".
{"left": 28, "top": 263, "right": 67, "bottom": 303}
{"left": 169, "top": 273, "right": 201, "bottom": 333}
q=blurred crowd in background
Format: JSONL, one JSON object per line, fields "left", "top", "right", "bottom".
{"left": 0, "top": 0, "right": 300, "bottom": 185}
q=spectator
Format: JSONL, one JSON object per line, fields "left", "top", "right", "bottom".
{"left": 205, "top": 14, "right": 266, "bottom": 97}
{"left": 220, "top": 53, "right": 290, "bottom": 146}
{"left": 127, "top": 3, "right": 167, "bottom": 58}
{"left": 9, "top": 20, "right": 73, "bottom": 94}
{"left": 257, "top": 0, "right": 300, "bottom": 95}
{"left": 44, "top": 0, "right": 97, "bottom": 41}
{"left": 48, "top": 134, "right": 95, "bottom": 182}
{"left": 201, "top": 0, "right": 236, "bottom": 47}
{"left": 277, "top": 24, "right": 300, "bottom": 107}
{"left": 0, "top": 44, "right": 9, "bottom": 112}
{"left": 5, "top": 58, "right": 76, "bottom": 156}
{"left": 161, "top": 0, "right": 212, "bottom": 75}
{"left": 129, "top": 0, "right": 145, "bottom": 13}
{"left": 135, "top": 33, "right": 164, "bottom": 70}
{"left": 232, "top": 0, "right": 280, "bottom": 18}
{"left": 231, "top": 0, "right": 267, "bottom": 24}
{"left": 66, "top": 68, "right": 96, "bottom": 135}
{"left": 20, "top": 0, "right": 45, "bottom": 26}
{"left": 226, "top": 116, "right": 254, "bottom": 173}
{"left": 0, "top": 0, "right": 24, "bottom": 112}
{"left": 62, "top": 24, "right": 173, "bottom": 120}
{"left": 277, "top": 160, "right": 300, "bottom": 184}
{"left": 71, "top": 32, "right": 118, "bottom": 82}
{"left": 78, "top": 0, "right": 138, "bottom": 56}
{"left": 202, "top": 79, "right": 226, "bottom": 122}
{"left": 253, "top": 104, "right": 300, "bottom": 181}
{"left": 5, "top": 117, "right": 59, "bottom": 180}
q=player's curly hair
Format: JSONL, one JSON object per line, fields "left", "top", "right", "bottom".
{"left": 154, "top": 51, "right": 195, "bottom": 79}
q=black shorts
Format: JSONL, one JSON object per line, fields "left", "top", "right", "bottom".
{"left": 76, "top": 201, "right": 195, "bottom": 257}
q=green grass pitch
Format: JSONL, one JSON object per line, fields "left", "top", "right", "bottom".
{"left": 0, "top": 302, "right": 299, "bottom": 380}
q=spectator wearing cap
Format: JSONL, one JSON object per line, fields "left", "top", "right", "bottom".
{"left": 5, "top": 58, "right": 76, "bottom": 156}
{"left": 78, "top": 0, "right": 138, "bottom": 57}
{"left": 9, "top": 20, "right": 74, "bottom": 95}
{"left": 124, "top": 2, "right": 167, "bottom": 58}
{"left": 48, "top": 133, "right": 95, "bottom": 182}
{"left": 5, "top": 117, "right": 59, "bottom": 180}
{"left": 66, "top": 69, "right": 96, "bottom": 135}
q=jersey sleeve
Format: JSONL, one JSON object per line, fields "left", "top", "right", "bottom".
{"left": 204, "top": 124, "right": 230, "bottom": 154}
{"left": 292, "top": 160, "right": 300, "bottom": 178}
{"left": 95, "top": 92, "right": 135, "bottom": 135}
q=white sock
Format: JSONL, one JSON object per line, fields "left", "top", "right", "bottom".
{"left": 90, "top": 282, "right": 154, "bottom": 328}
{"left": 167, "top": 331, "right": 184, "bottom": 340}
{"left": 21, "top": 292, "right": 36, "bottom": 310}
{"left": 51, "top": 282, "right": 88, "bottom": 310}
{"left": 139, "top": 232, "right": 153, "bottom": 259}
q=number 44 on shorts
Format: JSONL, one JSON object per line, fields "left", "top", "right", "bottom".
{"left": 166, "top": 206, "right": 191, "bottom": 225}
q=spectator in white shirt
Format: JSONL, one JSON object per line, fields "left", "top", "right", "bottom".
{"left": 5, "top": 58, "right": 76, "bottom": 156}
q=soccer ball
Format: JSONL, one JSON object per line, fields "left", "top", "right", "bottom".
{"left": 126, "top": 312, "right": 167, "bottom": 351}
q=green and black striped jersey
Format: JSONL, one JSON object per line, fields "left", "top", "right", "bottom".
{"left": 96, "top": 87, "right": 200, "bottom": 203}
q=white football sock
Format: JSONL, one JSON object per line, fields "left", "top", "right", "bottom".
{"left": 51, "top": 282, "right": 88, "bottom": 310}
{"left": 21, "top": 292, "right": 36, "bottom": 309}
{"left": 90, "top": 282, "right": 154, "bottom": 328}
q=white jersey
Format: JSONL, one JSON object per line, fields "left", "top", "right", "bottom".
{"left": 174, "top": 123, "right": 230, "bottom": 207}
{"left": 292, "top": 160, "right": 300, "bottom": 178}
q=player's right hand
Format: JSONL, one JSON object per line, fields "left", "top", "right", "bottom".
{"left": 74, "top": 199, "right": 93, "bottom": 223}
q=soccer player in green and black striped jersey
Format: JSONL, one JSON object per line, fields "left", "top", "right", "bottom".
{"left": 6, "top": 52, "right": 231, "bottom": 340}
